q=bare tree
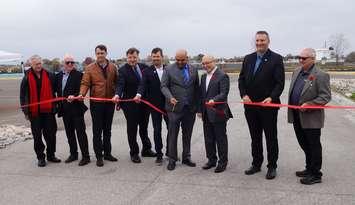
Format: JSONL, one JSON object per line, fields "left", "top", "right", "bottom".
{"left": 329, "top": 33, "right": 350, "bottom": 65}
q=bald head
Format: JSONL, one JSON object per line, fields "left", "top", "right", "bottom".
{"left": 175, "top": 49, "right": 188, "bottom": 68}
{"left": 300, "top": 48, "right": 316, "bottom": 58}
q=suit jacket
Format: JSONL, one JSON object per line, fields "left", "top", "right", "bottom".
{"left": 137, "top": 65, "right": 166, "bottom": 111}
{"left": 116, "top": 63, "right": 149, "bottom": 110}
{"left": 161, "top": 63, "right": 200, "bottom": 113}
{"left": 287, "top": 66, "right": 331, "bottom": 128}
{"left": 55, "top": 69, "right": 88, "bottom": 117}
{"left": 199, "top": 68, "right": 233, "bottom": 123}
{"left": 238, "top": 49, "right": 285, "bottom": 107}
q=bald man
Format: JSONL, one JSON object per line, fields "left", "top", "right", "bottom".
{"left": 56, "top": 55, "right": 90, "bottom": 166}
{"left": 161, "top": 49, "right": 200, "bottom": 171}
{"left": 198, "top": 55, "right": 233, "bottom": 173}
{"left": 288, "top": 48, "right": 331, "bottom": 185}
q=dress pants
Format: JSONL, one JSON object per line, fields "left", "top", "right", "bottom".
{"left": 30, "top": 113, "right": 57, "bottom": 160}
{"left": 90, "top": 102, "right": 115, "bottom": 159}
{"left": 244, "top": 107, "right": 279, "bottom": 169}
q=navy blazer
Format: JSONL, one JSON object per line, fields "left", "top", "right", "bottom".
{"left": 55, "top": 69, "right": 88, "bottom": 117}
{"left": 137, "top": 65, "right": 166, "bottom": 111}
{"left": 238, "top": 49, "right": 285, "bottom": 107}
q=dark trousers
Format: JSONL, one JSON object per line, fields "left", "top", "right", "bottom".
{"left": 62, "top": 114, "right": 89, "bottom": 158}
{"left": 90, "top": 102, "right": 115, "bottom": 159}
{"left": 293, "top": 110, "right": 322, "bottom": 177}
{"left": 167, "top": 106, "right": 196, "bottom": 161}
{"left": 30, "top": 113, "right": 57, "bottom": 160}
{"left": 122, "top": 104, "right": 152, "bottom": 156}
{"left": 203, "top": 116, "right": 228, "bottom": 165}
{"left": 244, "top": 108, "right": 279, "bottom": 169}
{"left": 151, "top": 110, "right": 169, "bottom": 157}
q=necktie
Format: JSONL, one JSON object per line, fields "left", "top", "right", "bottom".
{"left": 253, "top": 55, "right": 262, "bottom": 75}
{"left": 183, "top": 65, "right": 190, "bottom": 84}
{"left": 134, "top": 66, "right": 141, "bottom": 80}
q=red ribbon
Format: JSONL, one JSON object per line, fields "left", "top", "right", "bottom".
{"left": 205, "top": 101, "right": 355, "bottom": 110}
{"left": 21, "top": 97, "right": 167, "bottom": 115}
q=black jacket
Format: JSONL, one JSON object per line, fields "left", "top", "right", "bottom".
{"left": 137, "top": 65, "right": 166, "bottom": 111}
{"left": 238, "top": 49, "right": 285, "bottom": 106}
{"left": 200, "top": 68, "right": 233, "bottom": 122}
{"left": 20, "top": 68, "right": 57, "bottom": 117}
{"left": 55, "top": 69, "right": 88, "bottom": 117}
{"left": 116, "top": 63, "right": 149, "bottom": 110}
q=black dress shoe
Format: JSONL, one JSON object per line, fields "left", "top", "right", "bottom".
{"left": 38, "top": 159, "right": 46, "bottom": 167}
{"left": 167, "top": 160, "right": 176, "bottom": 171}
{"left": 202, "top": 161, "right": 216, "bottom": 170}
{"left": 244, "top": 166, "right": 261, "bottom": 175}
{"left": 214, "top": 164, "right": 227, "bottom": 173}
{"left": 141, "top": 150, "right": 157, "bottom": 157}
{"left": 300, "top": 175, "right": 322, "bottom": 185}
{"left": 104, "top": 155, "right": 118, "bottom": 162}
{"left": 295, "top": 169, "right": 310, "bottom": 177}
{"left": 131, "top": 155, "right": 142, "bottom": 163}
{"left": 182, "top": 158, "right": 196, "bottom": 167}
{"left": 47, "top": 156, "right": 61, "bottom": 163}
{"left": 266, "top": 168, "right": 277, "bottom": 180}
{"left": 65, "top": 155, "right": 78, "bottom": 163}
{"left": 78, "top": 158, "right": 90, "bottom": 166}
{"left": 155, "top": 156, "right": 163, "bottom": 165}
{"left": 96, "top": 158, "right": 104, "bottom": 167}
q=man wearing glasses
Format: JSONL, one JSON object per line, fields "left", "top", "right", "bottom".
{"left": 288, "top": 48, "right": 331, "bottom": 185}
{"left": 56, "top": 54, "right": 90, "bottom": 166}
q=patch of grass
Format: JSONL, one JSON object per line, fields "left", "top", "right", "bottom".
{"left": 351, "top": 93, "right": 355, "bottom": 100}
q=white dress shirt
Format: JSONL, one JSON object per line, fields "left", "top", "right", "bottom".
{"left": 155, "top": 65, "right": 164, "bottom": 81}
{"left": 206, "top": 67, "right": 218, "bottom": 91}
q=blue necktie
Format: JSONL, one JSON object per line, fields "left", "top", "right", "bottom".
{"left": 253, "top": 55, "right": 262, "bottom": 75}
{"left": 134, "top": 66, "right": 141, "bottom": 80}
{"left": 183, "top": 65, "right": 190, "bottom": 84}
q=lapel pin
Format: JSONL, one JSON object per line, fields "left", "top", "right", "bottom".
{"left": 264, "top": 59, "right": 268, "bottom": 62}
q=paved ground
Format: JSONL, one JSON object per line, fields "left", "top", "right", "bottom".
{"left": 1, "top": 76, "right": 355, "bottom": 205}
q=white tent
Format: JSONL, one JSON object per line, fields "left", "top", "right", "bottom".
{"left": 0, "top": 50, "right": 22, "bottom": 63}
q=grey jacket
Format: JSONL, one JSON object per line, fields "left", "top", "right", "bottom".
{"left": 161, "top": 63, "right": 200, "bottom": 113}
{"left": 287, "top": 66, "right": 331, "bottom": 128}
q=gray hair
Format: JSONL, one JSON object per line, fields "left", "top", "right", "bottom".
{"left": 29, "top": 55, "right": 42, "bottom": 64}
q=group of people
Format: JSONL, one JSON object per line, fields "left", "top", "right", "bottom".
{"left": 20, "top": 30, "right": 331, "bottom": 185}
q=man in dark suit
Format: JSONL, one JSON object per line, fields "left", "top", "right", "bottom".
{"left": 134, "top": 47, "right": 169, "bottom": 165}
{"left": 198, "top": 55, "right": 233, "bottom": 173}
{"left": 113, "top": 47, "right": 156, "bottom": 163}
{"left": 20, "top": 55, "right": 61, "bottom": 167}
{"left": 288, "top": 48, "right": 331, "bottom": 185}
{"left": 238, "top": 31, "right": 285, "bottom": 179}
{"left": 161, "top": 49, "right": 200, "bottom": 171}
{"left": 56, "top": 54, "right": 90, "bottom": 166}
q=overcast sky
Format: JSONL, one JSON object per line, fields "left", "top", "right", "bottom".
{"left": 1, "top": 0, "right": 354, "bottom": 60}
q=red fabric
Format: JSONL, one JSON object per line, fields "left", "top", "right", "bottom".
{"left": 28, "top": 69, "right": 53, "bottom": 117}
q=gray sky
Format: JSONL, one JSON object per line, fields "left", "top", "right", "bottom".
{"left": 1, "top": 0, "right": 354, "bottom": 60}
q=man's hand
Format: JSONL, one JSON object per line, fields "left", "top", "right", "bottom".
{"left": 112, "top": 95, "right": 120, "bottom": 103}
{"left": 67, "top": 95, "right": 75, "bottom": 103}
{"left": 133, "top": 95, "right": 141, "bottom": 103}
{"left": 242, "top": 95, "right": 252, "bottom": 103}
{"left": 300, "top": 102, "right": 310, "bottom": 112}
{"left": 261, "top": 97, "right": 272, "bottom": 104}
{"left": 206, "top": 99, "right": 215, "bottom": 106}
{"left": 77, "top": 94, "right": 84, "bottom": 101}
{"left": 170, "top": 97, "right": 178, "bottom": 106}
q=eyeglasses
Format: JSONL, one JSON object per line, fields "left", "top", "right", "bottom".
{"left": 298, "top": 56, "right": 310, "bottom": 61}
{"left": 65, "top": 61, "right": 75, "bottom": 65}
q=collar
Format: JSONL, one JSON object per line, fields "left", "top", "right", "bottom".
{"left": 207, "top": 67, "right": 218, "bottom": 76}
{"left": 301, "top": 64, "right": 315, "bottom": 75}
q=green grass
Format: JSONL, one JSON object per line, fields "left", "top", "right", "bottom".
{"left": 351, "top": 93, "right": 355, "bottom": 100}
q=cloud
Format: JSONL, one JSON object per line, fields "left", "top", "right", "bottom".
{"left": 1, "top": 0, "right": 354, "bottom": 60}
